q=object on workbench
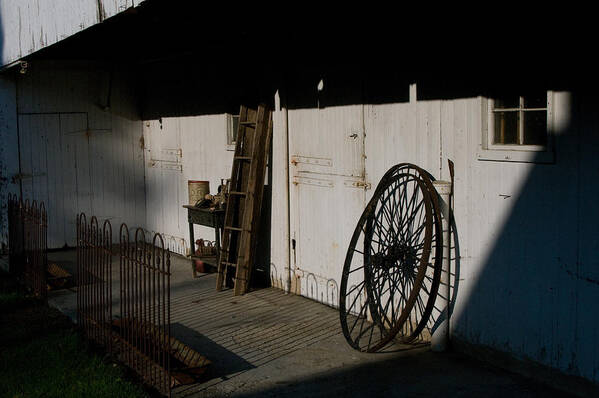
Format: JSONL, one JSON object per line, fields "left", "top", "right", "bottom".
{"left": 194, "top": 197, "right": 212, "bottom": 208}
{"left": 188, "top": 180, "right": 210, "bottom": 206}
{"left": 211, "top": 181, "right": 229, "bottom": 209}
{"left": 195, "top": 180, "right": 229, "bottom": 210}
{"left": 216, "top": 104, "right": 273, "bottom": 295}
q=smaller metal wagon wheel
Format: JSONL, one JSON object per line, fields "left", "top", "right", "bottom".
{"left": 339, "top": 164, "right": 442, "bottom": 352}
{"left": 383, "top": 165, "right": 444, "bottom": 344}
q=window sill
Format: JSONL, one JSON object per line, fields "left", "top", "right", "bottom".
{"left": 476, "top": 149, "right": 555, "bottom": 164}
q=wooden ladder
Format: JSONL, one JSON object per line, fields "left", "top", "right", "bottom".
{"left": 216, "top": 104, "right": 273, "bottom": 295}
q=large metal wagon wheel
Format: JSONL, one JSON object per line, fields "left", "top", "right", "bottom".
{"left": 382, "top": 164, "right": 443, "bottom": 344}
{"left": 339, "top": 163, "right": 443, "bottom": 352}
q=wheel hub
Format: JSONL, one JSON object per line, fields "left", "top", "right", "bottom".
{"left": 371, "top": 243, "right": 417, "bottom": 274}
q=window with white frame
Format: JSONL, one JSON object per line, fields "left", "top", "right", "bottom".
{"left": 479, "top": 91, "right": 554, "bottom": 163}
{"left": 226, "top": 113, "right": 239, "bottom": 151}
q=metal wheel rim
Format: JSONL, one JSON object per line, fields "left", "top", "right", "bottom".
{"left": 398, "top": 173, "right": 443, "bottom": 342}
{"left": 382, "top": 165, "right": 443, "bottom": 343}
{"left": 339, "top": 165, "right": 435, "bottom": 352}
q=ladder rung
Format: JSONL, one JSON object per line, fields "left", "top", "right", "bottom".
{"left": 234, "top": 156, "right": 252, "bottom": 161}
{"left": 240, "top": 121, "right": 256, "bottom": 127}
{"left": 224, "top": 226, "right": 243, "bottom": 232}
{"left": 229, "top": 191, "right": 247, "bottom": 196}
{"left": 221, "top": 261, "right": 237, "bottom": 267}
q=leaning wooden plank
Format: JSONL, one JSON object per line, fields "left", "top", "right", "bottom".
{"left": 246, "top": 111, "right": 273, "bottom": 290}
{"left": 234, "top": 105, "right": 272, "bottom": 295}
{"left": 216, "top": 106, "right": 257, "bottom": 291}
{"left": 233, "top": 107, "right": 266, "bottom": 294}
{"left": 216, "top": 106, "right": 246, "bottom": 291}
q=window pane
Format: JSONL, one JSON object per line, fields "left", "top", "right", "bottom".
{"left": 493, "top": 97, "right": 519, "bottom": 109}
{"left": 232, "top": 115, "right": 239, "bottom": 142}
{"left": 227, "top": 114, "right": 239, "bottom": 146}
{"left": 493, "top": 111, "right": 518, "bottom": 144}
{"left": 523, "top": 111, "right": 547, "bottom": 145}
{"left": 523, "top": 93, "right": 547, "bottom": 109}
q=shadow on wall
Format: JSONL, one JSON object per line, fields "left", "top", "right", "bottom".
{"left": 451, "top": 91, "right": 599, "bottom": 385}
{"left": 262, "top": 69, "right": 599, "bottom": 386}
{"left": 0, "top": 11, "right": 4, "bottom": 62}
{"left": 0, "top": 18, "right": 12, "bottom": 252}
{"left": 428, "top": 214, "right": 462, "bottom": 341}
{"left": 8, "top": 60, "right": 146, "bottom": 249}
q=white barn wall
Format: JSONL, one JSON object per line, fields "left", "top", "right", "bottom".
{"left": 2, "top": 0, "right": 594, "bottom": 388}
{"left": 286, "top": 103, "right": 366, "bottom": 306}
{"left": 0, "top": 3, "right": 594, "bottom": 381}
{"left": 0, "top": 74, "right": 19, "bottom": 249}
{"left": 309, "top": 90, "right": 597, "bottom": 385}
{"left": 269, "top": 91, "right": 290, "bottom": 291}
{"left": 14, "top": 60, "right": 145, "bottom": 247}
{"left": 142, "top": 114, "right": 234, "bottom": 256}
{"left": 0, "top": 0, "right": 144, "bottom": 67}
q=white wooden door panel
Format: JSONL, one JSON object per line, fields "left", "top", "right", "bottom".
{"left": 288, "top": 102, "right": 366, "bottom": 305}
{"left": 18, "top": 113, "right": 88, "bottom": 247}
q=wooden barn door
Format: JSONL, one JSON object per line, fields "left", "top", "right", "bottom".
{"left": 18, "top": 113, "right": 88, "bottom": 248}
{"left": 287, "top": 72, "right": 367, "bottom": 305}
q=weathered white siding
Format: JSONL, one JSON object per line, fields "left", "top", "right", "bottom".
{"left": 13, "top": 60, "right": 145, "bottom": 247}
{"left": 0, "top": 74, "right": 18, "bottom": 249}
{"left": 270, "top": 92, "right": 290, "bottom": 291}
{"left": 1, "top": 5, "right": 596, "bottom": 386}
{"left": 272, "top": 87, "right": 599, "bottom": 385}
{"left": 0, "top": 0, "right": 144, "bottom": 67}
{"left": 286, "top": 103, "right": 366, "bottom": 306}
{"left": 143, "top": 115, "right": 234, "bottom": 256}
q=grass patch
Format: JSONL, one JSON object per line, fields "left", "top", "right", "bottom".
{"left": 0, "top": 330, "right": 147, "bottom": 398}
{"left": 0, "top": 271, "right": 148, "bottom": 398}
{"left": 0, "top": 291, "right": 38, "bottom": 312}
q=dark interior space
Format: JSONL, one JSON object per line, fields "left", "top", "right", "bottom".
{"left": 21, "top": 0, "right": 595, "bottom": 116}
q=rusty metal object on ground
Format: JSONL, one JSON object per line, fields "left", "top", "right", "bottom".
{"left": 339, "top": 163, "right": 443, "bottom": 352}
{"left": 46, "top": 262, "right": 73, "bottom": 290}
{"left": 111, "top": 318, "right": 210, "bottom": 387}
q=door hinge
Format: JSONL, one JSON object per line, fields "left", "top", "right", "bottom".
{"left": 12, "top": 172, "right": 46, "bottom": 181}
{"left": 344, "top": 180, "right": 371, "bottom": 190}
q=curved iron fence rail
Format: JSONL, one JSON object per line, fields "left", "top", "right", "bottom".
{"left": 76, "top": 213, "right": 171, "bottom": 396}
{"left": 7, "top": 194, "right": 47, "bottom": 299}
{"left": 119, "top": 225, "right": 171, "bottom": 396}
{"left": 76, "top": 214, "right": 113, "bottom": 351}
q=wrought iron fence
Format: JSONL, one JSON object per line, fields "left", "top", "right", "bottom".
{"left": 119, "top": 225, "right": 171, "bottom": 396}
{"left": 76, "top": 214, "right": 113, "bottom": 352}
{"left": 76, "top": 213, "right": 171, "bottom": 396}
{"left": 8, "top": 194, "right": 47, "bottom": 299}
{"left": 7, "top": 194, "right": 24, "bottom": 274}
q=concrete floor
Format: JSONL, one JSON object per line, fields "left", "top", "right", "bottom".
{"left": 44, "top": 250, "right": 572, "bottom": 398}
